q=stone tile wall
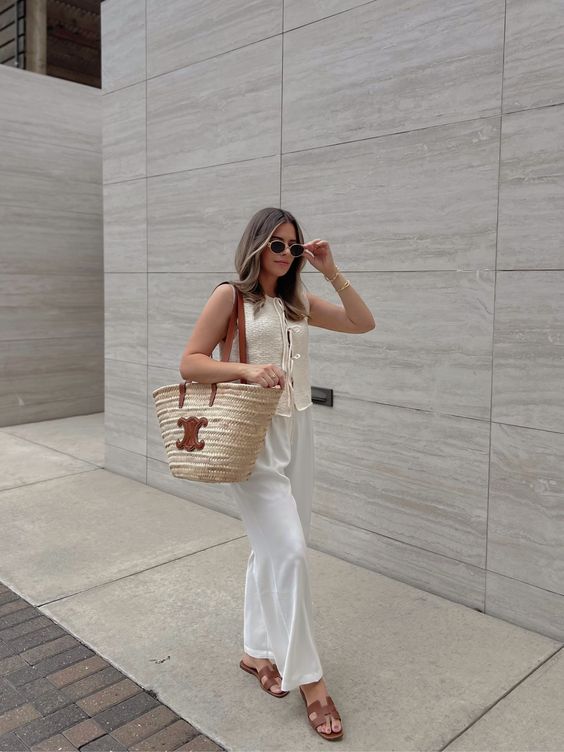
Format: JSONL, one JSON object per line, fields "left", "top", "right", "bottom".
{"left": 101, "top": 0, "right": 564, "bottom": 640}
{"left": 0, "top": 66, "right": 103, "bottom": 426}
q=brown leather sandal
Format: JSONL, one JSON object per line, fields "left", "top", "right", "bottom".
{"left": 299, "top": 686, "right": 344, "bottom": 741}
{"left": 239, "top": 659, "right": 289, "bottom": 697}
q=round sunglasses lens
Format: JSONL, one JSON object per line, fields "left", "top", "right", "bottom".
{"left": 270, "top": 240, "right": 285, "bottom": 253}
{"left": 290, "top": 244, "right": 304, "bottom": 257}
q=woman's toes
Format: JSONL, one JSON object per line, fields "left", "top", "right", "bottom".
{"left": 261, "top": 673, "right": 282, "bottom": 693}
{"left": 324, "top": 716, "right": 340, "bottom": 733}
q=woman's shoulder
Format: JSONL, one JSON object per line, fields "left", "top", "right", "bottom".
{"left": 211, "top": 281, "right": 236, "bottom": 305}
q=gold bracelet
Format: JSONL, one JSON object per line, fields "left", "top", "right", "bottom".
{"left": 324, "top": 266, "right": 341, "bottom": 283}
{"left": 335, "top": 279, "right": 351, "bottom": 293}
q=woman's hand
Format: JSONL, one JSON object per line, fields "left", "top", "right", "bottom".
{"left": 241, "top": 363, "right": 286, "bottom": 389}
{"left": 303, "top": 239, "right": 338, "bottom": 277}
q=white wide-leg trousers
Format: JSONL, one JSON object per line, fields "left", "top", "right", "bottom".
{"left": 228, "top": 403, "right": 323, "bottom": 692}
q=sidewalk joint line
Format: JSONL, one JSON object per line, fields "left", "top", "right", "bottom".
{"left": 440, "top": 644, "right": 563, "bottom": 751}
{"left": 0, "top": 467, "right": 99, "bottom": 496}
{"left": 36, "top": 536, "right": 248, "bottom": 608}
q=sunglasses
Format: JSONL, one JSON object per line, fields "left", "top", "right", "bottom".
{"left": 267, "top": 239, "right": 305, "bottom": 257}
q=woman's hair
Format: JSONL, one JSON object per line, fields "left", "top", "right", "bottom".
{"left": 225, "top": 207, "right": 310, "bottom": 322}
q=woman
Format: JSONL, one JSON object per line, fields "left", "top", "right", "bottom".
{"left": 179, "top": 207, "right": 375, "bottom": 741}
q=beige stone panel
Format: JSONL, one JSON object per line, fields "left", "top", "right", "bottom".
{"left": 103, "top": 179, "right": 148, "bottom": 273}
{"left": 148, "top": 273, "right": 235, "bottom": 370}
{"left": 147, "top": 157, "right": 279, "bottom": 272}
{"left": 147, "top": 37, "right": 281, "bottom": 175}
{"left": 0, "top": 275, "right": 103, "bottom": 341}
{"left": 503, "top": 0, "right": 564, "bottom": 112}
{"left": 0, "top": 65, "right": 100, "bottom": 152}
{"left": 104, "top": 359, "right": 148, "bottom": 457}
{"left": 305, "top": 270, "right": 494, "bottom": 419}
{"left": 101, "top": 0, "right": 146, "bottom": 93}
{"left": 105, "top": 442, "right": 147, "bottom": 485}
{"left": 498, "top": 105, "right": 564, "bottom": 270}
{"left": 282, "top": 117, "right": 500, "bottom": 271}
{"left": 486, "top": 570, "right": 564, "bottom": 642}
{"left": 103, "top": 82, "right": 146, "bottom": 184}
{"left": 488, "top": 422, "right": 564, "bottom": 596}
{"left": 0, "top": 337, "right": 103, "bottom": 427}
{"left": 492, "top": 270, "right": 564, "bottom": 432}
{"left": 0, "top": 134, "right": 101, "bottom": 215}
{"left": 285, "top": 0, "right": 371, "bottom": 30}
{"left": 104, "top": 273, "right": 148, "bottom": 365}
{"left": 283, "top": 0, "right": 504, "bottom": 151}
{"left": 311, "top": 394, "right": 490, "bottom": 567}
{"left": 0, "top": 206, "right": 102, "bottom": 274}
{"left": 147, "top": 0, "right": 281, "bottom": 78}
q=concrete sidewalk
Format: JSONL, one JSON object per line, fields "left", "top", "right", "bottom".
{"left": 1, "top": 414, "right": 563, "bottom": 752}
{"left": 0, "top": 580, "right": 221, "bottom": 752}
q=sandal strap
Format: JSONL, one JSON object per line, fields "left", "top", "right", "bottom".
{"left": 305, "top": 696, "right": 341, "bottom": 727}
{"left": 257, "top": 664, "right": 281, "bottom": 690}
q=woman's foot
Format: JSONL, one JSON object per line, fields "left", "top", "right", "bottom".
{"left": 299, "top": 677, "right": 342, "bottom": 735}
{"left": 241, "top": 653, "right": 284, "bottom": 694}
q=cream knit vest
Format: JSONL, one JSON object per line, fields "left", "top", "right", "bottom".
{"left": 218, "top": 283, "right": 312, "bottom": 417}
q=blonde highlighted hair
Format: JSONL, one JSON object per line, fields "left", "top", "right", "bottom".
{"left": 215, "top": 207, "right": 310, "bottom": 322}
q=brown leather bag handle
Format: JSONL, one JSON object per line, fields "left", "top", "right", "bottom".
{"left": 179, "top": 283, "right": 247, "bottom": 408}
{"left": 221, "top": 284, "right": 247, "bottom": 370}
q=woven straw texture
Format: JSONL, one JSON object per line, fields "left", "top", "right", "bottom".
{"left": 152, "top": 381, "right": 282, "bottom": 483}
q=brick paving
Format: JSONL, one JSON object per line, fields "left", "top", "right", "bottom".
{"left": 0, "top": 583, "right": 224, "bottom": 752}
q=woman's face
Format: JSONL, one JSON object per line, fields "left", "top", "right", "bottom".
{"left": 260, "top": 221, "right": 297, "bottom": 278}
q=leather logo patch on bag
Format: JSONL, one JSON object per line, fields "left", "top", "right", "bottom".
{"left": 176, "top": 416, "right": 208, "bottom": 451}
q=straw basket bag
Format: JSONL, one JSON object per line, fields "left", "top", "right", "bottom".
{"left": 152, "top": 284, "right": 283, "bottom": 483}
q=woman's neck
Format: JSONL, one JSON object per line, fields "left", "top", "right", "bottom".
{"left": 258, "top": 272, "right": 277, "bottom": 298}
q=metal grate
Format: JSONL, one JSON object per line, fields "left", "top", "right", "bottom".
{"left": 0, "top": 0, "right": 25, "bottom": 67}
